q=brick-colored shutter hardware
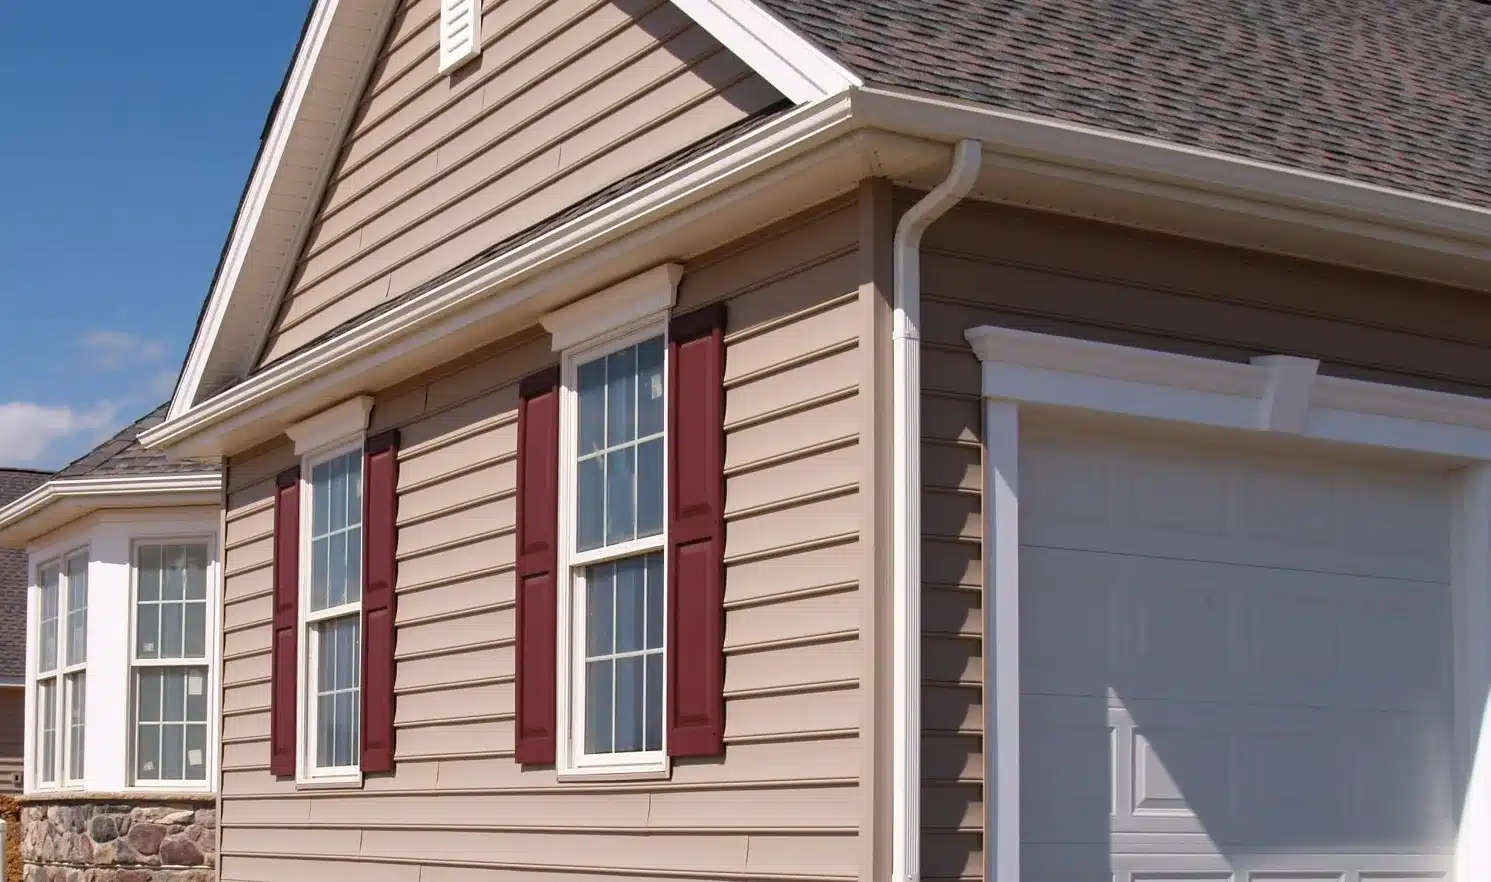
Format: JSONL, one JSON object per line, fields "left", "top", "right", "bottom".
{"left": 361, "top": 429, "right": 400, "bottom": 773}
{"left": 515, "top": 366, "right": 561, "bottom": 764}
{"left": 667, "top": 303, "right": 727, "bottom": 757}
{"left": 270, "top": 466, "right": 301, "bottom": 777}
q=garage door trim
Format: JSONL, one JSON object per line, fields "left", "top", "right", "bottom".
{"left": 965, "top": 324, "right": 1491, "bottom": 882}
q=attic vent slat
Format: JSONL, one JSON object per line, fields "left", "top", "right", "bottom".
{"left": 439, "top": 0, "right": 481, "bottom": 73}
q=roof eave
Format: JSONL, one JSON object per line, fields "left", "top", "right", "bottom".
{"left": 0, "top": 474, "right": 224, "bottom": 549}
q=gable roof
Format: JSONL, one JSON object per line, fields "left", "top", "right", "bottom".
{"left": 54, "top": 403, "right": 219, "bottom": 480}
{"left": 165, "top": 0, "right": 1491, "bottom": 439}
{"left": 758, "top": 0, "right": 1491, "bottom": 209}
{"left": 0, "top": 469, "right": 48, "bottom": 680}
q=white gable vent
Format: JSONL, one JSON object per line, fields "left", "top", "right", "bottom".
{"left": 439, "top": 0, "right": 481, "bottom": 73}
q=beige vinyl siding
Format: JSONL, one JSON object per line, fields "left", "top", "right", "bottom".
{"left": 256, "top": 0, "right": 783, "bottom": 366}
{"left": 914, "top": 197, "right": 1491, "bottom": 881}
{"left": 219, "top": 199, "right": 869, "bottom": 881}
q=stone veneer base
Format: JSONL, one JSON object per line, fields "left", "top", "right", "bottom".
{"left": 18, "top": 793, "right": 216, "bottom": 882}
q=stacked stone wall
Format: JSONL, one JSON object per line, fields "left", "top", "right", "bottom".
{"left": 18, "top": 796, "right": 215, "bottom": 882}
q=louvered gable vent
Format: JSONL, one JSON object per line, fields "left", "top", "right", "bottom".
{"left": 439, "top": 0, "right": 481, "bottom": 73}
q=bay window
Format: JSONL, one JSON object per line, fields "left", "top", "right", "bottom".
{"left": 33, "top": 550, "right": 87, "bottom": 788}
{"left": 132, "top": 542, "right": 211, "bottom": 785}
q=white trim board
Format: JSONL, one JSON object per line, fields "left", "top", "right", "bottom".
{"left": 667, "top": 0, "right": 860, "bottom": 103}
{"left": 966, "top": 323, "right": 1491, "bottom": 882}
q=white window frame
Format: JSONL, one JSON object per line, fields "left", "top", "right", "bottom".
{"left": 128, "top": 536, "right": 217, "bottom": 790}
{"left": 296, "top": 438, "right": 366, "bottom": 786}
{"left": 31, "top": 547, "right": 88, "bottom": 790}
{"left": 556, "top": 318, "right": 671, "bottom": 777}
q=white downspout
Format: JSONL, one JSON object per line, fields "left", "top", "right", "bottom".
{"left": 892, "top": 139, "right": 983, "bottom": 882}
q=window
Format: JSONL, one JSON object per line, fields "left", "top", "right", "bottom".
{"left": 34, "top": 550, "right": 88, "bottom": 787}
{"left": 303, "top": 446, "right": 364, "bottom": 777}
{"left": 131, "top": 543, "right": 211, "bottom": 785}
{"left": 563, "top": 328, "right": 667, "bottom": 770}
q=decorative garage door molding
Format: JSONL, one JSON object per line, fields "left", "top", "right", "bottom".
{"left": 964, "top": 324, "right": 1491, "bottom": 882}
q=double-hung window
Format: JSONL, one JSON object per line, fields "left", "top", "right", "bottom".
{"left": 35, "top": 550, "right": 88, "bottom": 787}
{"left": 132, "top": 542, "right": 211, "bottom": 785}
{"left": 302, "top": 445, "right": 364, "bottom": 778}
{"left": 562, "top": 326, "right": 668, "bottom": 771}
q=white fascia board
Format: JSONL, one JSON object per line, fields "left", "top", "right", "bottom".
{"left": 0, "top": 474, "right": 223, "bottom": 549}
{"left": 855, "top": 87, "right": 1491, "bottom": 256}
{"left": 668, "top": 0, "right": 860, "bottom": 103}
{"left": 139, "top": 94, "right": 859, "bottom": 457}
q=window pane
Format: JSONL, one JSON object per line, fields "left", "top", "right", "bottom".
{"left": 615, "top": 557, "right": 645, "bottom": 654}
{"left": 605, "top": 445, "right": 636, "bottom": 545}
{"left": 335, "top": 619, "right": 360, "bottom": 690}
{"left": 585, "top": 659, "right": 613, "bottom": 754}
{"left": 163, "top": 670, "right": 186, "bottom": 722}
{"left": 311, "top": 536, "right": 330, "bottom": 611}
{"left": 334, "top": 691, "right": 357, "bottom": 768}
{"left": 312, "top": 460, "right": 331, "bottom": 534}
{"left": 162, "top": 724, "right": 185, "bottom": 780}
{"left": 344, "top": 526, "right": 362, "bottom": 606}
{"left": 184, "top": 545, "right": 208, "bottom": 601}
{"left": 577, "top": 456, "right": 605, "bottom": 552}
{"left": 136, "top": 604, "right": 159, "bottom": 659}
{"left": 578, "top": 358, "right": 607, "bottom": 456}
{"left": 161, "top": 602, "right": 185, "bottom": 659}
{"left": 137, "top": 546, "right": 161, "bottom": 601}
{"left": 328, "top": 530, "right": 347, "bottom": 608}
{"left": 136, "top": 723, "right": 160, "bottom": 781}
{"left": 66, "top": 554, "right": 89, "bottom": 663}
{"left": 67, "top": 674, "right": 85, "bottom": 780}
{"left": 636, "top": 437, "right": 663, "bottom": 539}
{"left": 66, "top": 609, "right": 87, "bottom": 668}
{"left": 615, "top": 655, "right": 645, "bottom": 753}
{"left": 330, "top": 454, "right": 348, "bottom": 532}
{"left": 606, "top": 345, "right": 637, "bottom": 447}
{"left": 163, "top": 546, "right": 186, "bottom": 601}
{"left": 645, "top": 652, "right": 663, "bottom": 752}
{"left": 316, "top": 693, "right": 334, "bottom": 769}
{"left": 637, "top": 335, "right": 665, "bottom": 437}
{"left": 186, "top": 724, "right": 207, "bottom": 781}
{"left": 184, "top": 602, "right": 206, "bottom": 659}
{"left": 186, "top": 669, "right": 208, "bottom": 722}
{"left": 38, "top": 681, "right": 56, "bottom": 783}
{"left": 348, "top": 453, "right": 363, "bottom": 529}
{"left": 39, "top": 565, "right": 59, "bottom": 672}
{"left": 645, "top": 554, "right": 664, "bottom": 649}
{"left": 585, "top": 564, "right": 614, "bottom": 657}
{"left": 138, "top": 670, "right": 161, "bottom": 723}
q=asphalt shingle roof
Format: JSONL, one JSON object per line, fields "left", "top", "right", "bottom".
{"left": 54, "top": 403, "right": 220, "bottom": 480}
{"left": 760, "top": 0, "right": 1491, "bottom": 209}
{"left": 0, "top": 469, "right": 49, "bottom": 679}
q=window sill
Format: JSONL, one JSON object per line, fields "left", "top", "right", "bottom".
{"left": 295, "top": 772, "right": 364, "bottom": 791}
{"left": 556, "top": 764, "right": 671, "bottom": 784}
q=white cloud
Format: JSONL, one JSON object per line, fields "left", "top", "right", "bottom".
{"left": 0, "top": 401, "right": 124, "bottom": 468}
{"left": 81, "top": 330, "right": 168, "bottom": 372}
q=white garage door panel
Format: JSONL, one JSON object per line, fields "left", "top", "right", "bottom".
{"left": 1019, "top": 429, "right": 1455, "bottom": 882}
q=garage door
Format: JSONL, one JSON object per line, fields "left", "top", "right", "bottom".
{"left": 1020, "top": 426, "right": 1456, "bottom": 882}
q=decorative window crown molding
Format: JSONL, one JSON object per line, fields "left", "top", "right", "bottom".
{"left": 285, "top": 396, "right": 374, "bottom": 455}
{"left": 965, "top": 324, "right": 1491, "bottom": 462}
{"left": 542, "top": 264, "right": 683, "bottom": 352}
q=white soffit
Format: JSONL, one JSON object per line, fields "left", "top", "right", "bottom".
{"left": 668, "top": 0, "right": 861, "bottom": 103}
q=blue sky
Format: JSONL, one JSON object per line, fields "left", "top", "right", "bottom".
{"left": 0, "top": 1, "right": 310, "bottom": 469}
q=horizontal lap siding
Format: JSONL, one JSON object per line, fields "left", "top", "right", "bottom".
{"left": 914, "top": 198, "right": 1491, "bottom": 881}
{"left": 257, "top": 0, "right": 782, "bottom": 366}
{"left": 220, "top": 201, "right": 867, "bottom": 881}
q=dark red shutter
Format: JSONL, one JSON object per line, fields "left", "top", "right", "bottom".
{"left": 361, "top": 429, "right": 400, "bottom": 773}
{"left": 667, "top": 304, "right": 727, "bottom": 757}
{"left": 515, "top": 366, "right": 561, "bottom": 764}
{"left": 270, "top": 466, "right": 301, "bottom": 777}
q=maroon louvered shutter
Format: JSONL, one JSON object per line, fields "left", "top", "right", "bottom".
{"left": 361, "top": 429, "right": 400, "bottom": 773}
{"left": 515, "top": 366, "right": 561, "bottom": 764}
{"left": 270, "top": 466, "right": 301, "bottom": 777}
{"left": 667, "top": 304, "right": 727, "bottom": 757}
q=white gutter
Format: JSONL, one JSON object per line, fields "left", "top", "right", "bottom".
{"left": 892, "top": 138, "right": 982, "bottom": 882}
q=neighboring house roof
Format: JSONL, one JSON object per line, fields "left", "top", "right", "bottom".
{"left": 758, "top": 0, "right": 1491, "bottom": 209}
{"left": 54, "top": 403, "right": 219, "bottom": 479}
{"left": 0, "top": 469, "right": 49, "bottom": 680}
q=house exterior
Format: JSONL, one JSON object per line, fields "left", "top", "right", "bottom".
{"left": 138, "top": 2, "right": 1491, "bottom": 882}
{"left": 1, "top": 469, "right": 50, "bottom": 795}
{"left": 0, "top": 406, "right": 223, "bottom": 882}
